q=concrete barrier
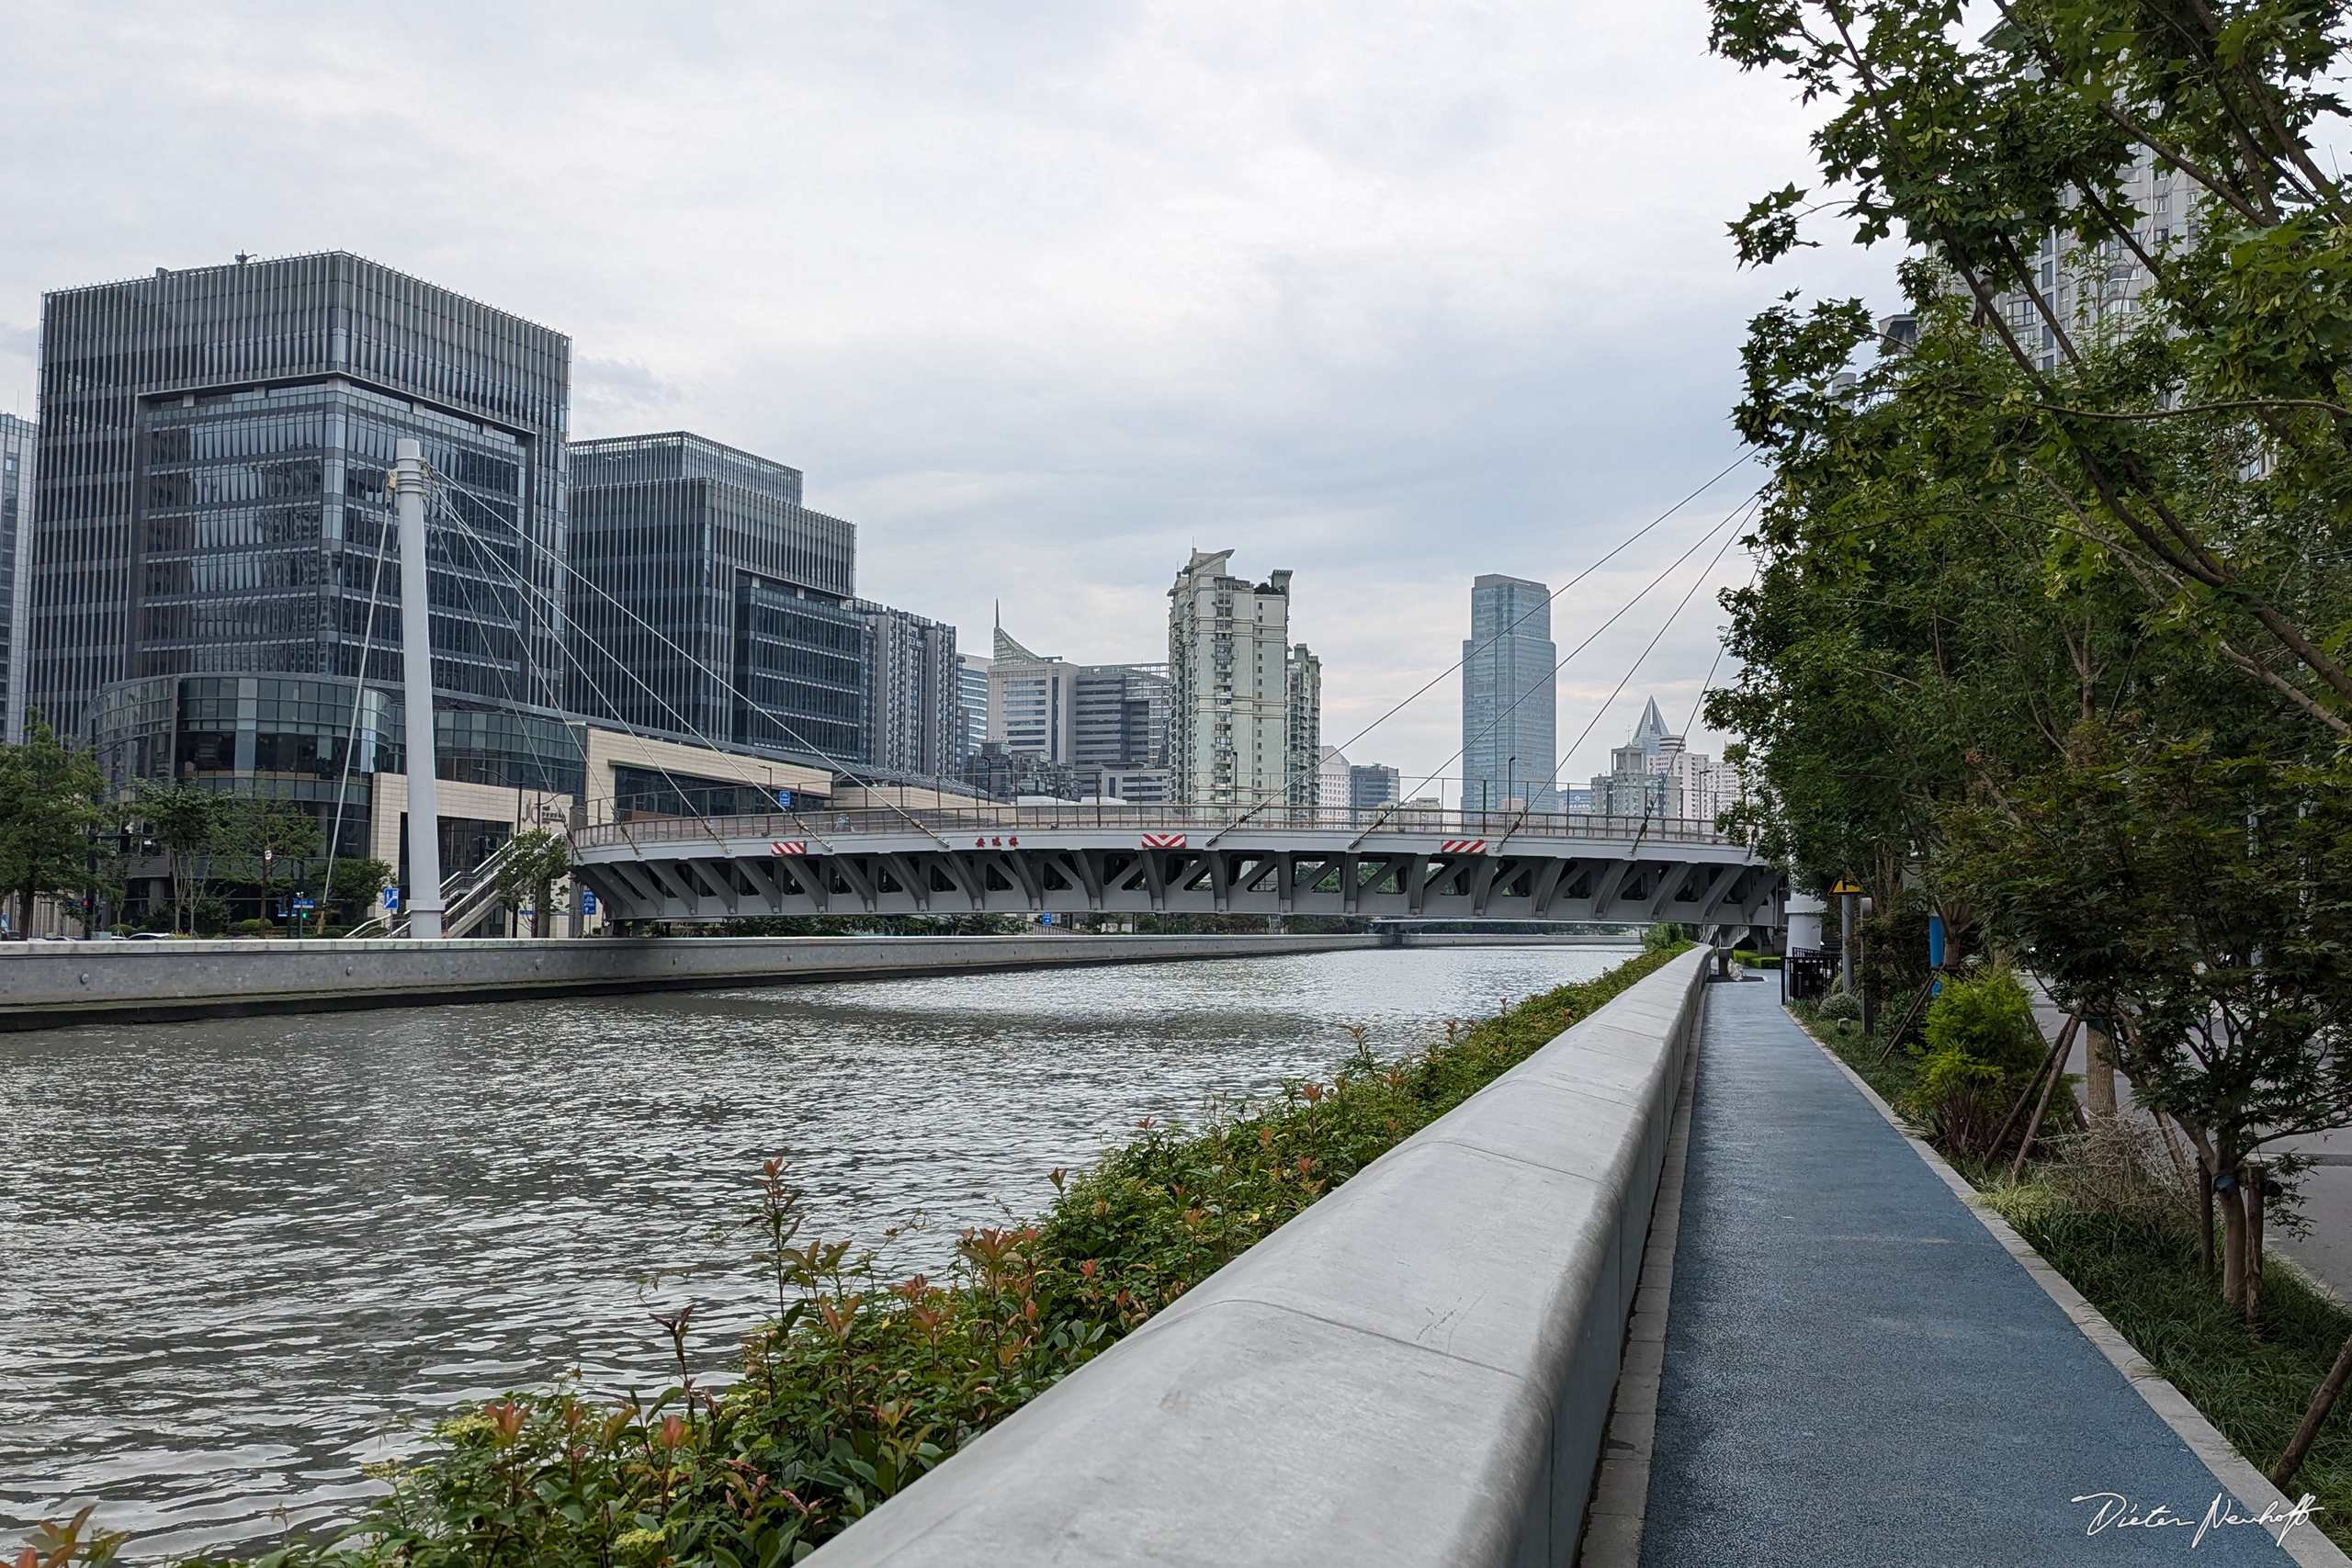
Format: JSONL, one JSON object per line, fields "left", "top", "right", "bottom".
{"left": 1385, "top": 931, "right": 1645, "bottom": 947}
{"left": 0, "top": 933, "right": 1381, "bottom": 1032}
{"left": 809, "top": 945, "right": 1710, "bottom": 1568}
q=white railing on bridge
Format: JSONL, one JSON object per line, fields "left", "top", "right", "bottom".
{"left": 571, "top": 805, "right": 1747, "bottom": 853}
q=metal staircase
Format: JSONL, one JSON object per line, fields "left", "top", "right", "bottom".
{"left": 346, "top": 833, "right": 536, "bottom": 939}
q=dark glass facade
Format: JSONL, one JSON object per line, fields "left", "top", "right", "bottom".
{"left": 566, "top": 431, "right": 865, "bottom": 766}
{"left": 28, "top": 252, "right": 571, "bottom": 738}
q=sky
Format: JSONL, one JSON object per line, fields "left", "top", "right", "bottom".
{"left": 0, "top": 0, "right": 1889, "bottom": 795}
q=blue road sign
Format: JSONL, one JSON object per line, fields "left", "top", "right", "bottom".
{"left": 382, "top": 887, "right": 401, "bottom": 912}
{"left": 581, "top": 889, "right": 598, "bottom": 915}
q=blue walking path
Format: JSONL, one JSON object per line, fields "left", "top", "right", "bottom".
{"left": 1639, "top": 978, "right": 2312, "bottom": 1565}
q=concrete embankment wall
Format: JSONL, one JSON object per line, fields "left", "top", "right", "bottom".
{"left": 810, "top": 945, "right": 1710, "bottom": 1568}
{"left": 0, "top": 933, "right": 1380, "bottom": 1032}
{"left": 1388, "top": 931, "right": 1643, "bottom": 947}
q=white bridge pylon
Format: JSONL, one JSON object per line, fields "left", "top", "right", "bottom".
{"left": 570, "top": 807, "right": 1783, "bottom": 929}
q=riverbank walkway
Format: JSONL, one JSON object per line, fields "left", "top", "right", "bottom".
{"left": 1637, "top": 978, "right": 2314, "bottom": 1566}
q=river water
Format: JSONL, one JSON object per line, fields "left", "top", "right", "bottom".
{"left": 0, "top": 942, "right": 1638, "bottom": 1561}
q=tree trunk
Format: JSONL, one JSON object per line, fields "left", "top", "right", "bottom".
{"left": 2273, "top": 1328, "right": 2352, "bottom": 1491}
{"left": 2222, "top": 1167, "right": 2250, "bottom": 1305}
{"left": 2084, "top": 1022, "right": 2119, "bottom": 1117}
{"left": 2247, "top": 1162, "right": 2267, "bottom": 1330}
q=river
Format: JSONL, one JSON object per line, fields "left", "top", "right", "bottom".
{"left": 0, "top": 942, "right": 1639, "bottom": 1561}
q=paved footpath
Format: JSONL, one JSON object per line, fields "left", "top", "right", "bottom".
{"left": 1639, "top": 979, "right": 2311, "bottom": 1566}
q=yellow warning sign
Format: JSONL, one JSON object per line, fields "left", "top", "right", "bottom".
{"left": 1830, "top": 878, "right": 1862, "bottom": 895}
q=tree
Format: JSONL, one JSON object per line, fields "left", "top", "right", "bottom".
{"left": 1947, "top": 728, "right": 2352, "bottom": 1309}
{"left": 1712, "top": 0, "right": 2352, "bottom": 731}
{"left": 1705, "top": 0, "right": 2352, "bottom": 1324}
{"left": 131, "top": 782, "right": 227, "bottom": 935}
{"left": 0, "top": 712, "right": 108, "bottom": 937}
{"left": 494, "top": 829, "right": 573, "bottom": 938}
{"left": 313, "top": 858, "right": 392, "bottom": 934}
{"left": 220, "top": 796, "right": 320, "bottom": 931}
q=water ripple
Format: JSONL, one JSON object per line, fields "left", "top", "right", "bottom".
{"left": 0, "top": 944, "right": 1634, "bottom": 1560}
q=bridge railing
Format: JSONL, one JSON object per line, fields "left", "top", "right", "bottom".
{"left": 571, "top": 804, "right": 1748, "bottom": 853}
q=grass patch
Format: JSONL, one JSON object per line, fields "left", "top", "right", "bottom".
{"left": 130, "top": 945, "right": 1694, "bottom": 1568}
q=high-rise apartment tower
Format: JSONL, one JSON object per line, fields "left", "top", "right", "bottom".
{"left": 856, "top": 600, "right": 962, "bottom": 779}
{"left": 1167, "top": 550, "right": 1317, "bottom": 808}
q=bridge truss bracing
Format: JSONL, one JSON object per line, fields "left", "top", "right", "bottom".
{"left": 570, "top": 807, "right": 1782, "bottom": 931}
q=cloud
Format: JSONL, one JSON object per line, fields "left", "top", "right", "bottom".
{"left": 0, "top": 0, "right": 1884, "bottom": 785}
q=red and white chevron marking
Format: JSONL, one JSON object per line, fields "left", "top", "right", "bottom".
{"left": 770, "top": 840, "right": 808, "bottom": 856}
{"left": 1440, "top": 839, "right": 1487, "bottom": 854}
{"left": 1140, "top": 832, "right": 1187, "bottom": 850}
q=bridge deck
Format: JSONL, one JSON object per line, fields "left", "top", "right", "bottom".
{"left": 1641, "top": 980, "right": 2305, "bottom": 1565}
{"left": 569, "top": 807, "right": 1779, "bottom": 929}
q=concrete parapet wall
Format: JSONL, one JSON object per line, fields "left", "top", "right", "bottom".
{"left": 809, "top": 946, "right": 1710, "bottom": 1568}
{"left": 0, "top": 933, "right": 1379, "bottom": 1032}
{"left": 1385, "top": 931, "right": 1645, "bottom": 947}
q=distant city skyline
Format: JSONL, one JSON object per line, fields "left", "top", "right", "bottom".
{"left": 0, "top": 5, "right": 1868, "bottom": 792}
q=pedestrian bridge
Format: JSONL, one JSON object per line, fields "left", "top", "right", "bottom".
{"left": 569, "top": 805, "right": 1782, "bottom": 934}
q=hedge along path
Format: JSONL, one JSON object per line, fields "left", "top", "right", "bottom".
{"left": 146, "top": 944, "right": 1694, "bottom": 1568}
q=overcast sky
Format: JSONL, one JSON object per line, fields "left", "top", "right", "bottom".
{"left": 0, "top": 1, "right": 1887, "bottom": 794}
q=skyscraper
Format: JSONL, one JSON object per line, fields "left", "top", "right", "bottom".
{"left": 1167, "top": 550, "right": 1313, "bottom": 808}
{"left": 856, "top": 600, "right": 961, "bottom": 779}
{"left": 28, "top": 252, "right": 571, "bottom": 739}
{"left": 1286, "top": 644, "right": 1321, "bottom": 812}
{"left": 1, "top": 411, "right": 33, "bottom": 743}
{"left": 1461, "top": 573, "right": 1557, "bottom": 812}
{"left": 957, "top": 653, "right": 990, "bottom": 759}
{"left": 565, "top": 431, "right": 865, "bottom": 765}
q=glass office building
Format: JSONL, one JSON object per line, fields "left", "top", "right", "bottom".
{"left": 1, "top": 411, "right": 33, "bottom": 742}
{"left": 567, "top": 432, "right": 865, "bottom": 766}
{"left": 1462, "top": 573, "right": 1558, "bottom": 812}
{"left": 88, "top": 673, "right": 582, "bottom": 858}
{"left": 27, "top": 252, "right": 571, "bottom": 740}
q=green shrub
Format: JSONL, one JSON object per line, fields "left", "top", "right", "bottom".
{"left": 1817, "top": 988, "right": 1862, "bottom": 1021}
{"left": 1906, "top": 969, "right": 2046, "bottom": 1156}
{"left": 1919, "top": 968, "right": 2044, "bottom": 1078}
